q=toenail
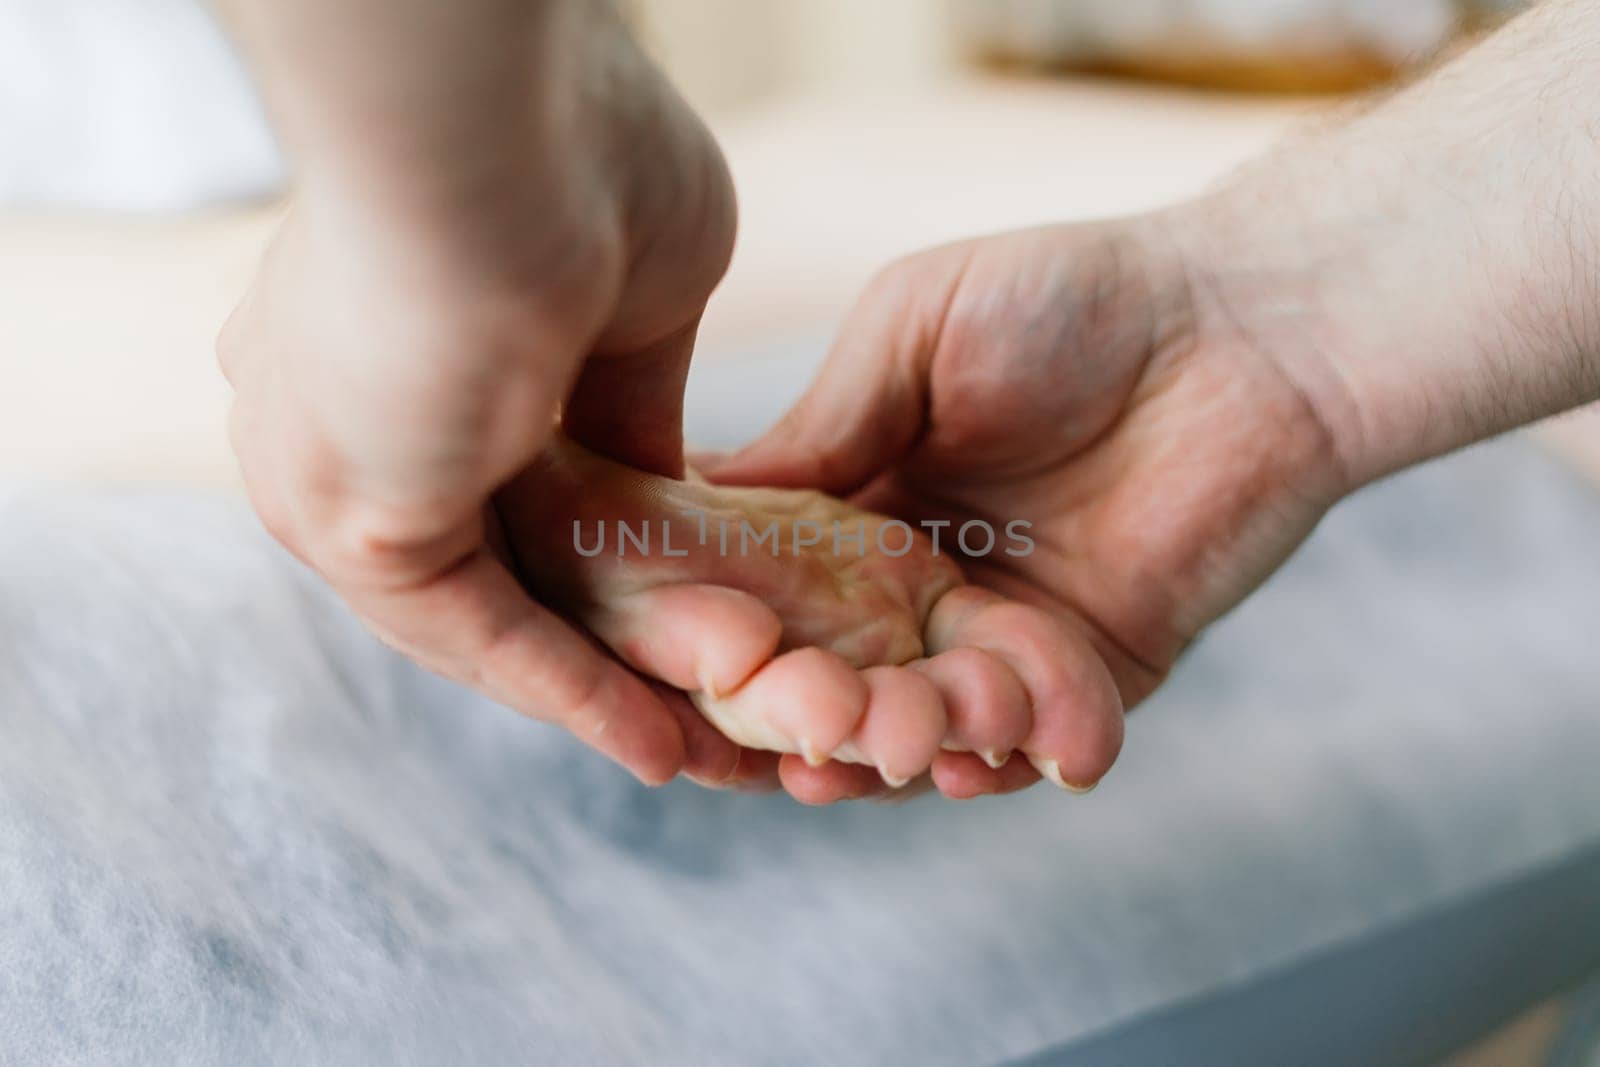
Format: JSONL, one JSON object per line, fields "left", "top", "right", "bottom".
{"left": 877, "top": 764, "right": 911, "bottom": 789}
{"left": 979, "top": 748, "right": 1010, "bottom": 770}
{"left": 799, "top": 738, "right": 831, "bottom": 767}
{"left": 1030, "top": 756, "right": 1097, "bottom": 793}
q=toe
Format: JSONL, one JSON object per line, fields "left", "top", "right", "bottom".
{"left": 1003, "top": 614, "right": 1123, "bottom": 791}
{"left": 778, "top": 755, "right": 888, "bottom": 804}
{"left": 927, "top": 588, "right": 1124, "bottom": 792}
{"left": 910, "top": 647, "right": 1031, "bottom": 766}
{"left": 696, "top": 646, "right": 868, "bottom": 761}
{"left": 835, "top": 665, "right": 947, "bottom": 787}
{"left": 598, "top": 583, "right": 781, "bottom": 696}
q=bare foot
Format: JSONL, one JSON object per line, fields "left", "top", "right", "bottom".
{"left": 495, "top": 437, "right": 1122, "bottom": 796}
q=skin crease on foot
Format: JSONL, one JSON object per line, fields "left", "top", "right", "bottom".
{"left": 493, "top": 435, "right": 1125, "bottom": 798}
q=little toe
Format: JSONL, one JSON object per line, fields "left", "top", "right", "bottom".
{"left": 927, "top": 588, "right": 1124, "bottom": 792}
{"left": 834, "top": 665, "right": 948, "bottom": 788}
{"left": 910, "top": 647, "right": 1031, "bottom": 767}
{"left": 695, "top": 646, "right": 868, "bottom": 762}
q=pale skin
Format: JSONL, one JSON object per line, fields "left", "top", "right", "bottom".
{"left": 213, "top": 0, "right": 1124, "bottom": 800}
{"left": 219, "top": 0, "right": 1600, "bottom": 802}
{"left": 216, "top": 0, "right": 745, "bottom": 787}
{"left": 496, "top": 437, "right": 1121, "bottom": 799}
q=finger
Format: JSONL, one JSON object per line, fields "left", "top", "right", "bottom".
{"left": 833, "top": 665, "right": 947, "bottom": 788}
{"left": 693, "top": 646, "right": 867, "bottom": 764}
{"left": 704, "top": 256, "right": 966, "bottom": 494}
{"left": 926, "top": 587, "right": 1123, "bottom": 792}
{"left": 778, "top": 755, "right": 889, "bottom": 805}
{"left": 931, "top": 749, "right": 1043, "bottom": 800}
{"left": 651, "top": 681, "right": 743, "bottom": 787}
{"left": 344, "top": 546, "right": 686, "bottom": 785}
{"left": 909, "top": 647, "right": 1032, "bottom": 768}
{"left": 565, "top": 319, "right": 699, "bottom": 478}
{"left": 726, "top": 748, "right": 783, "bottom": 793}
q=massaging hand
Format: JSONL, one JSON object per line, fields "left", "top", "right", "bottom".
{"left": 710, "top": 0, "right": 1600, "bottom": 801}
{"left": 216, "top": 0, "right": 738, "bottom": 784}
{"left": 214, "top": 0, "right": 1126, "bottom": 802}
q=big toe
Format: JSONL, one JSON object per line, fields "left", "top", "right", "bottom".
{"left": 693, "top": 646, "right": 869, "bottom": 761}
{"left": 595, "top": 582, "right": 782, "bottom": 697}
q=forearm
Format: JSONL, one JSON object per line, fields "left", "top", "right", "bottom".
{"left": 1172, "top": 0, "right": 1600, "bottom": 491}
{"left": 213, "top": 0, "right": 624, "bottom": 258}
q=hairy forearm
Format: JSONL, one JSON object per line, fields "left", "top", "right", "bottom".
{"left": 1173, "top": 0, "right": 1600, "bottom": 490}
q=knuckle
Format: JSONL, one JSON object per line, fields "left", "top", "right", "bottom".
{"left": 320, "top": 504, "right": 475, "bottom": 590}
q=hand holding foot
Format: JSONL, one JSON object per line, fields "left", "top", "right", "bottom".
{"left": 706, "top": 0, "right": 1600, "bottom": 799}
{"left": 496, "top": 438, "right": 1125, "bottom": 801}
{"left": 704, "top": 221, "right": 1347, "bottom": 800}
{"left": 220, "top": 0, "right": 1600, "bottom": 802}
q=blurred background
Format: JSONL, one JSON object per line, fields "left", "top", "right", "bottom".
{"left": 3, "top": 2, "right": 1597, "bottom": 1060}
{"left": 638, "top": 0, "right": 1523, "bottom": 108}
{"left": 11, "top": 0, "right": 1584, "bottom": 490}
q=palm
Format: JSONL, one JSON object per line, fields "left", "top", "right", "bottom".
{"left": 841, "top": 225, "right": 1341, "bottom": 703}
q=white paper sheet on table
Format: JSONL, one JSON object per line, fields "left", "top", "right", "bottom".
{"left": 3, "top": 348, "right": 1599, "bottom": 1065}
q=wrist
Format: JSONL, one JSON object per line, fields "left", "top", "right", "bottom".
{"left": 1163, "top": 16, "right": 1600, "bottom": 493}
{"left": 1151, "top": 182, "right": 1376, "bottom": 501}
{"left": 233, "top": 0, "right": 626, "bottom": 236}
{"left": 284, "top": 6, "right": 634, "bottom": 322}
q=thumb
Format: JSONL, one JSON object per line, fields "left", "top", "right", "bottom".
{"left": 565, "top": 318, "right": 699, "bottom": 479}
{"left": 707, "top": 270, "right": 941, "bottom": 495}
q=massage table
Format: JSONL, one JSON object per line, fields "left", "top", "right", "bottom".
{"left": 3, "top": 33, "right": 1599, "bottom": 1061}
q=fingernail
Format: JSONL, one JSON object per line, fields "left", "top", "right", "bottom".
{"left": 799, "top": 738, "right": 831, "bottom": 768}
{"left": 1029, "top": 756, "right": 1096, "bottom": 793}
{"left": 979, "top": 748, "right": 1009, "bottom": 770}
